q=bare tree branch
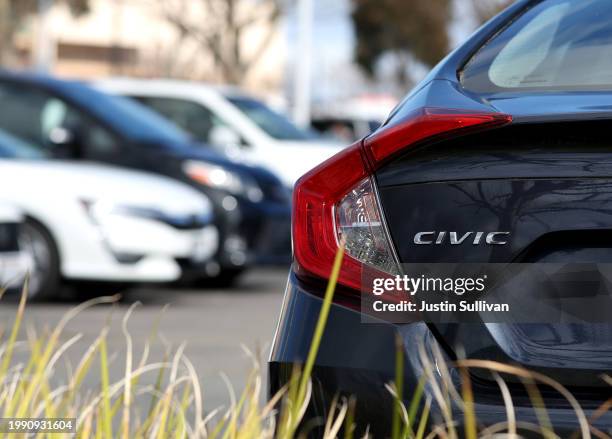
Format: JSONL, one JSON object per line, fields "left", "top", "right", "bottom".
{"left": 159, "top": 0, "right": 284, "bottom": 84}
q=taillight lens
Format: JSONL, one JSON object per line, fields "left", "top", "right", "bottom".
{"left": 293, "top": 108, "right": 512, "bottom": 293}
{"left": 336, "top": 177, "right": 399, "bottom": 275}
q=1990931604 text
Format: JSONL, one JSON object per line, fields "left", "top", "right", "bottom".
{"left": 0, "top": 418, "right": 75, "bottom": 433}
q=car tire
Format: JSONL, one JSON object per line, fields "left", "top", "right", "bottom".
{"left": 68, "top": 281, "right": 131, "bottom": 301}
{"left": 207, "top": 268, "right": 245, "bottom": 288}
{"left": 18, "top": 219, "right": 61, "bottom": 301}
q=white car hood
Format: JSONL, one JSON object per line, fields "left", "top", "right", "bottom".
{"left": 0, "top": 160, "right": 211, "bottom": 216}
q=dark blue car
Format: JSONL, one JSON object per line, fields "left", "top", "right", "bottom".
{"left": 270, "top": 1, "right": 612, "bottom": 436}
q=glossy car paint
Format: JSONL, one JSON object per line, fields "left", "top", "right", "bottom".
{"left": 270, "top": 0, "right": 612, "bottom": 435}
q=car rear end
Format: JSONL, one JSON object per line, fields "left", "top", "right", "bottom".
{"left": 270, "top": 0, "right": 612, "bottom": 436}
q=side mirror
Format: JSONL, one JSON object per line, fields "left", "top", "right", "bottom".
{"left": 47, "top": 126, "right": 81, "bottom": 158}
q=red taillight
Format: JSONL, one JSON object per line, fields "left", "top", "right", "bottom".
{"left": 363, "top": 108, "right": 512, "bottom": 167}
{"left": 293, "top": 108, "right": 512, "bottom": 293}
{"left": 293, "top": 143, "right": 369, "bottom": 291}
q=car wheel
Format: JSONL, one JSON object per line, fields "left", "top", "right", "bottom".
{"left": 18, "top": 219, "right": 60, "bottom": 301}
{"left": 207, "top": 268, "right": 245, "bottom": 288}
{"left": 68, "top": 281, "right": 131, "bottom": 301}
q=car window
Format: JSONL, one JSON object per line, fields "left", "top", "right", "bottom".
{"left": 70, "top": 88, "right": 191, "bottom": 144}
{"left": 0, "top": 83, "right": 49, "bottom": 146}
{"left": 0, "top": 82, "right": 120, "bottom": 158}
{"left": 0, "top": 129, "right": 45, "bottom": 159}
{"left": 225, "top": 96, "right": 313, "bottom": 141}
{"left": 133, "top": 96, "right": 233, "bottom": 145}
{"left": 41, "top": 98, "right": 120, "bottom": 157}
{"left": 461, "top": 0, "right": 612, "bottom": 92}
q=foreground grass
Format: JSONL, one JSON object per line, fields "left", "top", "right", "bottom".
{"left": 0, "top": 249, "right": 610, "bottom": 438}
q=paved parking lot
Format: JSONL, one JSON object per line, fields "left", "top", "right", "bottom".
{"left": 0, "top": 267, "right": 289, "bottom": 413}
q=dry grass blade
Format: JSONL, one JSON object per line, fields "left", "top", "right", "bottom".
{"left": 589, "top": 398, "right": 612, "bottom": 425}
{"left": 121, "top": 301, "right": 140, "bottom": 439}
{"left": 418, "top": 342, "right": 457, "bottom": 439}
{"left": 456, "top": 359, "right": 591, "bottom": 439}
{"left": 0, "top": 258, "right": 603, "bottom": 439}
{"left": 323, "top": 396, "right": 348, "bottom": 438}
{"left": 521, "top": 375, "right": 555, "bottom": 438}
{"left": 479, "top": 420, "right": 562, "bottom": 438}
{"left": 0, "top": 277, "right": 28, "bottom": 380}
{"left": 490, "top": 371, "right": 516, "bottom": 438}
{"left": 180, "top": 355, "right": 205, "bottom": 436}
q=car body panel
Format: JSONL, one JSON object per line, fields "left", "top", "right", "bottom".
{"left": 270, "top": 0, "right": 612, "bottom": 434}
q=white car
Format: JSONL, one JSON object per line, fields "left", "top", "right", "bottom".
{"left": 0, "top": 203, "right": 30, "bottom": 291}
{"left": 0, "top": 130, "right": 218, "bottom": 299}
{"left": 95, "top": 79, "right": 344, "bottom": 187}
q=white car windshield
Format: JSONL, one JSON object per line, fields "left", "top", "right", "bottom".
{"left": 226, "top": 96, "right": 313, "bottom": 141}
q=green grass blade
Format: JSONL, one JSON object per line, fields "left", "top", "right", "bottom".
{"left": 99, "top": 336, "right": 112, "bottom": 439}
{"left": 391, "top": 334, "right": 404, "bottom": 439}
{"left": 0, "top": 278, "right": 28, "bottom": 379}
{"left": 293, "top": 243, "right": 345, "bottom": 427}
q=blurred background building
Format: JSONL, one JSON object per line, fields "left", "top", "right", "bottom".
{"left": 0, "top": 0, "right": 510, "bottom": 125}
{"left": 8, "top": 0, "right": 286, "bottom": 92}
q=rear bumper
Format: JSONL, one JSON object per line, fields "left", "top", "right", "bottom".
{"left": 269, "top": 272, "right": 612, "bottom": 437}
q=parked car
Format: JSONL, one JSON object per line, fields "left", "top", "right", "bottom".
{"left": 0, "top": 128, "right": 218, "bottom": 299}
{"left": 270, "top": 0, "right": 612, "bottom": 436}
{"left": 310, "top": 116, "right": 381, "bottom": 142}
{"left": 95, "top": 79, "right": 343, "bottom": 187}
{"left": 0, "top": 203, "right": 29, "bottom": 292}
{"left": 0, "top": 72, "right": 291, "bottom": 286}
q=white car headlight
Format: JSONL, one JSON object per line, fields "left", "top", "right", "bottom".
{"left": 182, "top": 160, "right": 264, "bottom": 202}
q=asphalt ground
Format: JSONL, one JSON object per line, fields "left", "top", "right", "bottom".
{"left": 0, "top": 266, "right": 289, "bottom": 415}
